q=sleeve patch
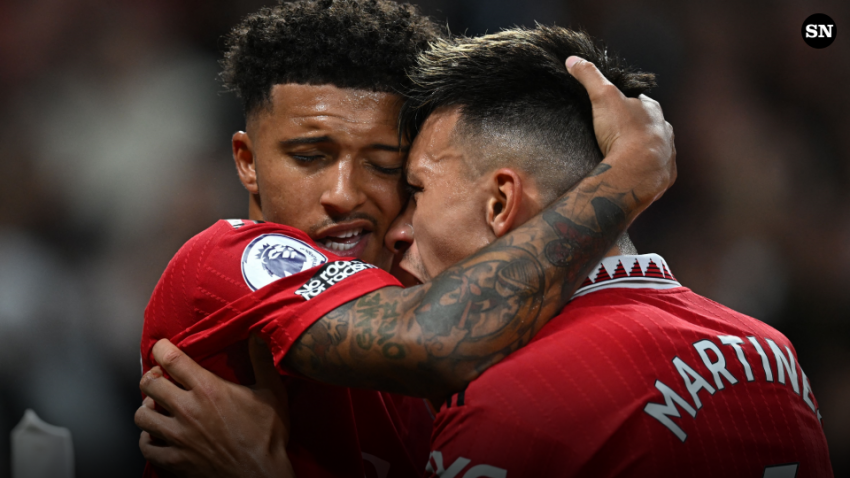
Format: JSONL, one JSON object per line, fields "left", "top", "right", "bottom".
{"left": 295, "top": 260, "right": 377, "bottom": 300}
{"left": 241, "top": 234, "right": 328, "bottom": 291}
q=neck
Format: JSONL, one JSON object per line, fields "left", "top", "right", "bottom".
{"left": 248, "top": 194, "right": 263, "bottom": 221}
{"left": 604, "top": 233, "right": 638, "bottom": 258}
{"left": 604, "top": 245, "right": 623, "bottom": 258}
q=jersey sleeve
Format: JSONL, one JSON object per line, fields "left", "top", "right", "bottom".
{"left": 154, "top": 219, "right": 401, "bottom": 377}
{"left": 142, "top": 219, "right": 251, "bottom": 376}
{"left": 255, "top": 261, "right": 401, "bottom": 374}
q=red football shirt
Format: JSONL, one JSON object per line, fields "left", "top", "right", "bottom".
{"left": 427, "top": 254, "right": 833, "bottom": 478}
{"left": 141, "top": 219, "right": 433, "bottom": 478}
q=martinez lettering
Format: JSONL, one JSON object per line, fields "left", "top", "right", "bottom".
{"left": 643, "top": 335, "right": 821, "bottom": 442}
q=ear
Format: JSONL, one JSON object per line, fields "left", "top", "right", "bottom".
{"left": 486, "top": 168, "right": 524, "bottom": 238}
{"left": 233, "top": 131, "right": 259, "bottom": 194}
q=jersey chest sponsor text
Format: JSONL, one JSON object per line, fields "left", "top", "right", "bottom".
{"left": 295, "top": 260, "right": 377, "bottom": 300}
{"left": 644, "top": 334, "right": 822, "bottom": 443}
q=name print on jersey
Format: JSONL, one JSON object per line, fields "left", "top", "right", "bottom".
{"left": 295, "top": 260, "right": 377, "bottom": 300}
{"left": 644, "top": 335, "right": 821, "bottom": 442}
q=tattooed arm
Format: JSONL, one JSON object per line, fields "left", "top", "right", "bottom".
{"left": 284, "top": 58, "right": 677, "bottom": 399}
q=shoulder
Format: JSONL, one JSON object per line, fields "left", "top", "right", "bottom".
{"left": 145, "top": 219, "right": 337, "bottom": 333}
{"left": 169, "top": 219, "right": 315, "bottom": 262}
{"left": 167, "top": 219, "right": 339, "bottom": 289}
{"left": 202, "top": 219, "right": 319, "bottom": 256}
{"left": 458, "top": 287, "right": 778, "bottom": 413}
{"left": 563, "top": 286, "right": 785, "bottom": 343}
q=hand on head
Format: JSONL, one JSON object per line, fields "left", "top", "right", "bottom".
{"left": 565, "top": 55, "right": 677, "bottom": 204}
{"left": 135, "top": 338, "right": 294, "bottom": 478}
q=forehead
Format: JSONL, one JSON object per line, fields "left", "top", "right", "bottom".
{"left": 406, "top": 107, "right": 466, "bottom": 181}
{"left": 251, "top": 83, "right": 403, "bottom": 138}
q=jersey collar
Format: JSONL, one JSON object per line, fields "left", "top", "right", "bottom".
{"left": 571, "top": 253, "right": 682, "bottom": 300}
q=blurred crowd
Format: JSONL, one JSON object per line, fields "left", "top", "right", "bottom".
{"left": 0, "top": 0, "right": 847, "bottom": 476}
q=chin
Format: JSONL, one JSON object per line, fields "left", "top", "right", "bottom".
{"left": 391, "top": 265, "right": 422, "bottom": 287}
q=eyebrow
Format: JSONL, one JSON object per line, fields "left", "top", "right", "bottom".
{"left": 279, "top": 136, "right": 408, "bottom": 152}
{"left": 279, "top": 136, "right": 332, "bottom": 146}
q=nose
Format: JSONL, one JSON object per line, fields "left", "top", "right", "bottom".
{"left": 320, "top": 158, "right": 367, "bottom": 216}
{"left": 385, "top": 199, "right": 415, "bottom": 254}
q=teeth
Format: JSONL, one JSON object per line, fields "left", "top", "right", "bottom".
{"left": 318, "top": 228, "right": 366, "bottom": 253}
{"left": 323, "top": 240, "right": 356, "bottom": 251}
{"left": 326, "top": 228, "right": 363, "bottom": 240}
{"left": 339, "top": 228, "right": 362, "bottom": 239}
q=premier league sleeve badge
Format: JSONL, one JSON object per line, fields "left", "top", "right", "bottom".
{"left": 241, "top": 234, "right": 328, "bottom": 291}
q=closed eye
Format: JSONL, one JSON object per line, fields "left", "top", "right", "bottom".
{"left": 291, "top": 155, "right": 324, "bottom": 163}
{"left": 371, "top": 164, "right": 403, "bottom": 175}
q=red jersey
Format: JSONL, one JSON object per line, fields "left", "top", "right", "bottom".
{"left": 427, "top": 254, "right": 832, "bottom": 478}
{"left": 141, "top": 219, "right": 433, "bottom": 478}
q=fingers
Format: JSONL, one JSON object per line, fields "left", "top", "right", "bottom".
{"left": 140, "top": 367, "right": 181, "bottom": 415}
{"left": 135, "top": 403, "right": 178, "bottom": 443}
{"left": 565, "top": 56, "right": 623, "bottom": 104}
{"left": 637, "top": 94, "right": 666, "bottom": 126}
{"left": 139, "top": 431, "right": 186, "bottom": 472}
{"left": 249, "top": 335, "right": 286, "bottom": 397}
{"left": 152, "top": 339, "right": 206, "bottom": 390}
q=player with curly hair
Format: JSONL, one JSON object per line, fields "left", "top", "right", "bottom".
{"left": 142, "top": 4, "right": 444, "bottom": 475}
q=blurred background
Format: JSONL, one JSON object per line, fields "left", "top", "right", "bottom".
{"left": 0, "top": 0, "right": 847, "bottom": 475}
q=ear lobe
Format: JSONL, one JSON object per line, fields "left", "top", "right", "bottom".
{"left": 233, "top": 131, "right": 259, "bottom": 194}
{"left": 486, "top": 168, "right": 523, "bottom": 238}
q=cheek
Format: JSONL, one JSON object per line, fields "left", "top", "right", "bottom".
{"left": 257, "top": 163, "right": 322, "bottom": 226}
{"left": 365, "top": 176, "right": 405, "bottom": 218}
{"left": 359, "top": 176, "right": 405, "bottom": 267}
{"left": 415, "top": 197, "right": 480, "bottom": 275}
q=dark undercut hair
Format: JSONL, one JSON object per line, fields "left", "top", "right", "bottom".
{"left": 221, "top": 0, "right": 442, "bottom": 118}
{"left": 401, "top": 26, "right": 656, "bottom": 202}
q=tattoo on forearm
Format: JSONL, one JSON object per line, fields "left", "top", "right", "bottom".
{"left": 285, "top": 161, "right": 646, "bottom": 400}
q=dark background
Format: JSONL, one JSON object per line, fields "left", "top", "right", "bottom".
{"left": 0, "top": 0, "right": 847, "bottom": 476}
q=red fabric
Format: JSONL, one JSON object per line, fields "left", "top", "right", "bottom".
{"left": 428, "top": 287, "right": 833, "bottom": 477}
{"left": 141, "top": 220, "right": 432, "bottom": 478}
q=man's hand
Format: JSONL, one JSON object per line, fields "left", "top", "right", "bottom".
{"left": 566, "top": 55, "right": 676, "bottom": 206}
{"left": 135, "top": 338, "right": 294, "bottom": 478}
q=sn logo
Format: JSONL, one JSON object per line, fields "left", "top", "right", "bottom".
{"left": 805, "top": 23, "right": 833, "bottom": 38}
{"left": 801, "top": 13, "right": 836, "bottom": 49}
{"left": 426, "top": 451, "right": 507, "bottom": 478}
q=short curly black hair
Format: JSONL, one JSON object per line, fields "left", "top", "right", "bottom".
{"left": 221, "top": 0, "right": 442, "bottom": 117}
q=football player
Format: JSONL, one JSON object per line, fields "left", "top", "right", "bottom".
{"left": 395, "top": 28, "right": 832, "bottom": 477}
{"left": 134, "top": 4, "right": 675, "bottom": 478}
{"left": 141, "top": 25, "right": 831, "bottom": 478}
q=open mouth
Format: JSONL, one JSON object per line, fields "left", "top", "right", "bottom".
{"left": 314, "top": 223, "right": 373, "bottom": 258}
{"left": 318, "top": 228, "right": 364, "bottom": 252}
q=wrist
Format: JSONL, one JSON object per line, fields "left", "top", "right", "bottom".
{"left": 601, "top": 142, "right": 673, "bottom": 209}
